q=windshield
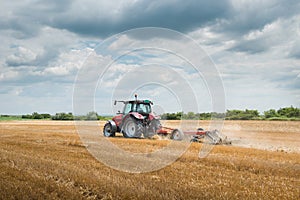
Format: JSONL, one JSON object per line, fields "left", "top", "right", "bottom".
{"left": 123, "top": 103, "right": 151, "bottom": 114}
{"left": 135, "top": 103, "right": 151, "bottom": 114}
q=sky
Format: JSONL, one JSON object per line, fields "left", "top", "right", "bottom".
{"left": 0, "top": 0, "right": 300, "bottom": 115}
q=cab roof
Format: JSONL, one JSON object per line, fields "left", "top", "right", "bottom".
{"left": 114, "top": 99, "right": 153, "bottom": 105}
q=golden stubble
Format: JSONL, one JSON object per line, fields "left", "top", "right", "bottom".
{"left": 0, "top": 120, "right": 299, "bottom": 199}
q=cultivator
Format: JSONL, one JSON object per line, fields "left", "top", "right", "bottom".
{"left": 157, "top": 127, "right": 231, "bottom": 145}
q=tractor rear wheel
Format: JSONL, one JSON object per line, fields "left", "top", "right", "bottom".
{"left": 122, "top": 117, "right": 143, "bottom": 138}
{"left": 103, "top": 123, "right": 116, "bottom": 137}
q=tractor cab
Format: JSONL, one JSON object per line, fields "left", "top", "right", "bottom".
{"left": 112, "top": 99, "right": 154, "bottom": 127}
{"left": 104, "top": 95, "right": 161, "bottom": 138}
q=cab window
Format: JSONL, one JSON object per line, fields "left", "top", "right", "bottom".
{"left": 136, "top": 103, "right": 151, "bottom": 114}
{"left": 123, "top": 103, "right": 132, "bottom": 114}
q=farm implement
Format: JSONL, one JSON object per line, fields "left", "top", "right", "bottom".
{"left": 103, "top": 95, "right": 231, "bottom": 145}
{"left": 156, "top": 127, "right": 231, "bottom": 145}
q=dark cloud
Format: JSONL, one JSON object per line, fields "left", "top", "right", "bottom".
{"left": 0, "top": 0, "right": 72, "bottom": 39}
{"left": 17, "top": 0, "right": 232, "bottom": 38}
{"left": 205, "top": 0, "right": 300, "bottom": 55}
{"left": 289, "top": 40, "right": 300, "bottom": 59}
{"left": 215, "top": 0, "right": 300, "bottom": 37}
{"left": 229, "top": 39, "right": 269, "bottom": 54}
{"left": 0, "top": 15, "right": 42, "bottom": 39}
{"left": 3, "top": 0, "right": 299, "bottom": 40}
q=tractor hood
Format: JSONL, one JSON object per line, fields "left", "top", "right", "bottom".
{"left": 130, "top": 112, "right": 157, "bottom": 120}
{"left": 130, "top": 112, "right": 146, "bottom": 120}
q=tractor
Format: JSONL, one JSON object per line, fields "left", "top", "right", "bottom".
{"left": 103, "top": 95, "right": 161, "bottom": 138}
{"left": 103, "top": 95, "right": 231, "bottom": 144}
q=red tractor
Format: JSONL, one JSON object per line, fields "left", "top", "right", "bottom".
{"left": 103, "top": 95, "right": 231, "bottom": 144}
{"left": 103, "top": 95, "right": 161, "bottom": 138}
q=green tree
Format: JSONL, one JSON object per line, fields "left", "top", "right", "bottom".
{"left": 264, "top": 109, "right": 278, "bottom": 118}
{"left": 52, "top": 112, "right": 74, "bottom": 120}
{"left": 161, "top": 112, "right": 182, "bottom": 120}
{"left": 278, "top": 106, "right": 300, "bottom": 118}
{"left": 41, "top": 113, "right": 51, "bottom": 119}
{"left": 22, "top": 114, "right": 32, "bottom": 119}
{"left": 226, "top": 109, "right": 260, "bottom": 120}
{"left": 86, "top": 111, "right": 98, "bottom": 120}
{"left": 199, "top": 112, "right": 212, "bottom": 120}
{"left": 186, "top": 112, "right": 196, "bottom": 120}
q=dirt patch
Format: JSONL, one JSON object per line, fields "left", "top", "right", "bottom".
{"left": 221, "top": 120, "right": 300, "bottom": 153}
{"left": 160, "top": 120, "right": 300, "bottom": 153}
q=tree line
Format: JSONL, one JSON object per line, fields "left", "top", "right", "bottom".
{"left": 161, "top": 106, "right": 300, "bottom": 120}
{"left": 21, "top": 111, "right": 111, "bottom": 121}
{"left": 2, "top": 106, "right": 299, "bottom": 121}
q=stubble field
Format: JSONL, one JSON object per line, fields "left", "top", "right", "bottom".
{"left": 0, "top": 120, "right": 299, "bottom": 199}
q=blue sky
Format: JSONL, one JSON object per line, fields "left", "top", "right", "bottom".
{"left": 0, "top": 0, "right": 299, "bottom": 115}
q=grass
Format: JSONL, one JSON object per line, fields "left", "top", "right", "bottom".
{"left": 264, "top": 117, "right": 300, "bottom": 121}
{"left": 0, "top": 121, "right": 299, "bottom": 199}
{"left": 0, "top": 115, "right": 23, "bottom": 121}
{"left": 0, "top": 115, "right": 53, "bottom": 121}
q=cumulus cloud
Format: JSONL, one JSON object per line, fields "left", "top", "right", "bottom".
{"left": 0, "top": 69, "right": 19, "bottom": 82}
{"left": 6, "top": 46, "right": 37, "bottom": 66}
{"left": 44, "top": 48, "right": 93, "bottom": 76}
{"left": 228, "top": 16, "right": 300, "bottom": 54}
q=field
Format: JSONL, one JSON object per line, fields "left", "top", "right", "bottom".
{"left": 0, "top": 120, "right": 299, "bottom": 199}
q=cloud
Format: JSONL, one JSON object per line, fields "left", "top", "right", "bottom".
{"left": 2, "top": 0, "right": 299, "bottom": 40}
{"left": 289, "top": 39, "right": 300, "bottom": 59}
{"left": 95, "top": 63, "right": 211, "bottom": 114}
{"left": 0, "top": 69, "right": 19, "bottom": 82}
{"left": 0, "top": 0, "right": 73, "bottom": 39}
{"left": 0, "top": 27, "right": 87, "bottom": 102}
{"left": 216, "top": 0, "right": 300, "bottom": 36}
{"left": 5, "top": 0, "right": 232, "bottom": 38}
{"left": 1, "top": 26, "right": 80, "bottom": 71}
{"left": 43, "top": 48, "right": 93, "bottom": 76}
{"left": 228, "top": 16, "right": 300, "bottom": 54}
{"left": 5, "top": 46, "right": 37, "bottom": 66}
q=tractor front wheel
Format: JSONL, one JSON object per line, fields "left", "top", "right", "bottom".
{"left": 122, "top": 117, "right": 143, "bottom": 138}
{"left": 103, "top": 123, "right": 116, "bottom": 137}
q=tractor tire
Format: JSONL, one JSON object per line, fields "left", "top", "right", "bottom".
{"left": 122, "top": 117, "right": 143, "bottom": 138}
{"left": 103, "top": 123, "right": 116, "bottom": 137}
{"left": 170, "top": 129, "right": 184, "bottom": 141}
